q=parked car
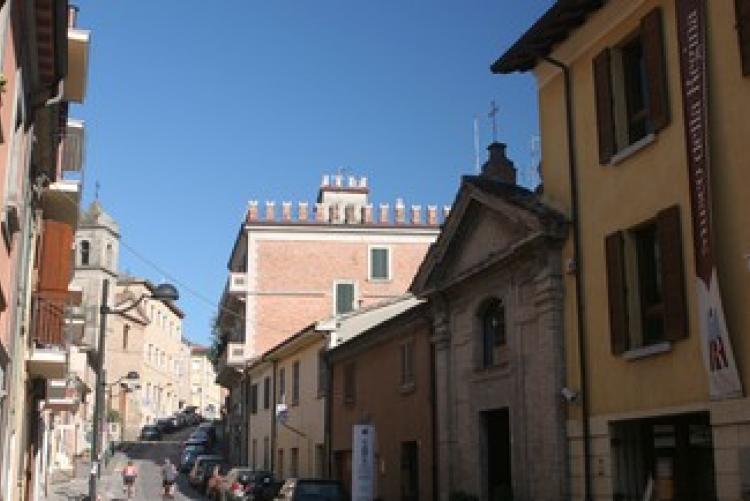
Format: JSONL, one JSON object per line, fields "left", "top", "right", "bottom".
{"left": 139, "top": 425, "right": 162, "bottom": 441}
{"left": 180, "top": 444, "right": 209, "bottom": 472}
{"left": 188, "top": 454, "right": 224, "bottom": 489}
{"left": 209, "top": 467, "right": 269, "bottom": 501}
{"left": 274, "top": 479, "right": 347, "bottom": 501}
{"left": 156, "top": 418, "right": 174, "bottom": 433}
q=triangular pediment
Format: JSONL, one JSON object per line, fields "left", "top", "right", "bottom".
{"left": 411, "top": 178, "right": 565, "bottom": 295}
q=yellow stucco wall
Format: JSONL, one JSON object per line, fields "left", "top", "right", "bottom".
{"left": 535, "top": 0, "right": 750, "bottom": 416}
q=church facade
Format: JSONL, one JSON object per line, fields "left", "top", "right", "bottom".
{"left": 411, "top": 143, "right": 569, "bottom": 501}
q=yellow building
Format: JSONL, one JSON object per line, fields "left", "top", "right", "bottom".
{"left": 190, "top": 345, "right": 224, "bottom": 419}
{"left": 494, "top": 0, "right": 750, "bottom": 499}
{"left": 108, "top": 278, "right": 186, "bottom": 438}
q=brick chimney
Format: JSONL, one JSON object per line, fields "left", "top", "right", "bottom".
{"left": 395, "top": 199, "right": 406, "bottom": 224}
{"left": 281, "top": 202, "right": 292, "bottom": 222}
{"left": 298, "top": 202, "right": 309, "bottom": 221}
{"left": 426, "top": 205, "right": 438, "bottom": 225}
{"left": 443, "top": 205, "right": 451, "bottom": 220}
{"left": 265, "top": 201, "right": 276, "bottom": 221}
{"left": 481, "top": 142, "right": 517, "bottom": 184}
{"left": 361, "top": 204, "right": 373, "bottom": 224}
{"left": 410, "top": 205, "right": 421, "bottom": 224}
{"left": 379, "top": 204, "right": 389, "bottom": 224}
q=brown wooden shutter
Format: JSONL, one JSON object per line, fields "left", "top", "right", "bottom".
{"left": 605, "top": 231, "right": 628, "bottom": 354}
{"left": 641, "top": 7, "right": 670, "bottom": 131}
{"left": 736, "top": 0, "right": 750, "bottom": 75}
{"left": 657, "top": 205, "right": 688, "bottom": 341}
{"left": 593, "top": 49, "right": 615, "bottom": 164}
{"left": 38, "top": 220, "right": 74, "bottom": 295}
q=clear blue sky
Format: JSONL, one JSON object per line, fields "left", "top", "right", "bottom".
{"left": 72, "top": 1, "right": 552, "bottom": 345}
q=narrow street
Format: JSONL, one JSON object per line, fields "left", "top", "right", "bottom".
{"left": 45, "top": 426, "right": 209, "bottom": 501}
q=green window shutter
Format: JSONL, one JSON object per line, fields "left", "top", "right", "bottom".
{"left": 736, "top": 0, "right": 750, "bottom": 75}
{"left": 371, "top": 248, "right": 389, "bottom": 279}
{"left": 336, "top": 283, "right": 355, "bottom": 314}
{"left": 657, "top": 205, "right": 688, "bottom": 341}
{"left": 593, "top": 48, "right": 616, "bottom": 164}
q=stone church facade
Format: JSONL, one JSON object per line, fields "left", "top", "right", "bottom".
{"left": 411, "top": 143, "right": 569, "bottom": 501}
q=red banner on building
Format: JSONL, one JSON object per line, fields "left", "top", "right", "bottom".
{"left": 676, "top": 0, "right": 742, "bottom": 399}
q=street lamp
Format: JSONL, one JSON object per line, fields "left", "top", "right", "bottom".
{"left": 89, "top": 280, "right": 178, "bottom": 501}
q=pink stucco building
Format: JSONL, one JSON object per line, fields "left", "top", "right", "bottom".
{"left": 215, "top": 175, "right": 444, "bottom": 463}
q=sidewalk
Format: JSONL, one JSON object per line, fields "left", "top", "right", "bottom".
{"left": 43, "top": 450, "right": 131, "bottom": 501}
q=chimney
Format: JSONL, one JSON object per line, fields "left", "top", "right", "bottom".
{"left": 281, "top": 202, "right": 292, "bottom": 222}
{"left": 334, "top": 175, "right": 343, "bottom": 187}
{"left": 481, "top": 142, "right": 517, "bottom": 184}
{"left": 410, "top": 205, "right": 422, "bottom": 224}
{"left": 344, "top": 205, "right": 356, "bottom": 224}
{"left": 265, "top": 201, "right": 276, "bottom": 221}
{"left": 298, "top": 202, "right": 309, "bottom": 221}
{"left": 361, "top": 204, "right": 373, "bottom": 224}
{"left": 247, "top": 201, "right": 259, "bottom": 222}
{"left": 443, "top": 205, "right": 451, "bottom": 220}
{"left": 315, "top": 203, "right": 327, "bottom": 222}
{"left": 427, "top": 205, "right": 438, "bottom": 225}
{"left": 379, "top": 204, "right": 390, "bottom": 224}
{"left": 395, "top": 199, "right": 406, "bottom": 224}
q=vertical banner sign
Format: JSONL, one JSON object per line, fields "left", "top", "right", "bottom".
{"left": 676, "top": 0, "right": 743, "bottom": 399}
{"left": 352, "top": 424, "right": 375, "bottom": 501}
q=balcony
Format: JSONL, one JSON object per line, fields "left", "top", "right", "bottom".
{"left": 65, "top": 288, "right": 97, "bottom": 351}
{"left": 64, "top": 28, "right": 90, "bottom": 103}
{"left": 216, "top": 342, "right": 246, "bottom": 388}
{"left": 228, "top": 273, "right": 248, "bottom": 296}
{"left": 43, "top": 378, "right": 82, "bottom": 412}
{"left": 27, "top": 295, "right": 68, "bottom": 379}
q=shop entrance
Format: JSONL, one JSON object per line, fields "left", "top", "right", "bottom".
{"left": 611, "top": 412, "right": 716, "bottom": 500}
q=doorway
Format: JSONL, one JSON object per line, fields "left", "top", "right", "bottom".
{"left": 482, "top": 408, "right": 513, "bottom": 501}
{"left": 400, "top": 441, "right": 418, "bottom": 501}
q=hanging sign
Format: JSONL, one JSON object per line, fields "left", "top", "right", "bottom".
{"left": 352, "top": 424, "right": 375, "bottom": 501}
{"left": 676, "top": 0, "right": 742, "bottom": 399}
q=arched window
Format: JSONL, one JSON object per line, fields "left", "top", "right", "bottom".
{"left": 479, "top": 298, "right": 506, "bottom": 368}
{"left": 80, "top": 240, "right": 90, "bottom": 266}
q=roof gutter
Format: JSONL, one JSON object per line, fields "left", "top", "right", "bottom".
{"left": 539, "top": 54, "right": 592, "bottom": 501}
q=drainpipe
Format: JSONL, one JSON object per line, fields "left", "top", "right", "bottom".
{"left": 271, "top": 360, "right": 277, "bottom": 473}
{"left": 540, "top": 54, "right": 592, "bottom": 501}
{"left": 324, "top": 349, "right": 332, "bottom": 479}
{"left": 429, "top": 328, "right": 437, "bottom": 500}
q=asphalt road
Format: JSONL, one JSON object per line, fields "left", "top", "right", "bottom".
{"left": 103, "top": 426, "right": 208, "bottom": 501}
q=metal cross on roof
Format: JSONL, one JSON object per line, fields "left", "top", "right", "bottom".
{"left": 488, "top": 100, "right": 500, "bottom": 142}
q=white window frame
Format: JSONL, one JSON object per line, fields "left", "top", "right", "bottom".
{"left": 332, "top": 280, "right": 358, "bottom": 316}
{"left": 368, "top": 245, "right": 392, "bottom": 281}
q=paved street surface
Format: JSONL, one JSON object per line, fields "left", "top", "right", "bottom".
{"left": 44, "top": 426, "right": 208, "bottom": 501}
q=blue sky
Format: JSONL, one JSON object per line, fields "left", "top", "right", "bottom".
{"left": 72, "top": 1, "right": 552, "bottom": 345}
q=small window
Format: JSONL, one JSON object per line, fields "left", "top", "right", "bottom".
{"left": 400, "top": 341, "right": 415, "bottom": 387}
{"left": 277, "top": 449, "right": 284, "bottom": 479}
{"left": 279, "top": 367, "right": 286, "bottom": 403}
{"left": 263, "top": 376, "right": 270, "bottom": 409}
{"left": 80, "top": 240, "right": 90, "bottom": 266}
{"left": 263, "top": 437, "right": 270, "bottom": 470}
{"left": 252, "top": 439, "right": 258, "bottom": 470}
{"left": 479, "top": 298, "right": 506, "bottom": 369}
{"left": 334, "top": 281, "right": 356, "bottom": 315}
{"left": 369, "top": 247, "right": 390, "bottom": 280}
{"left": 250, "top": 384, "right": 258, "bottom": 414}
{"left": 292, "top": 361, "right": 300, "bottom": 406}
{"left": 105, "top": 242, "right": 113, "bottom": 269}
{"left": 343, "top": 362, "right": 356, "bottom": 404}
